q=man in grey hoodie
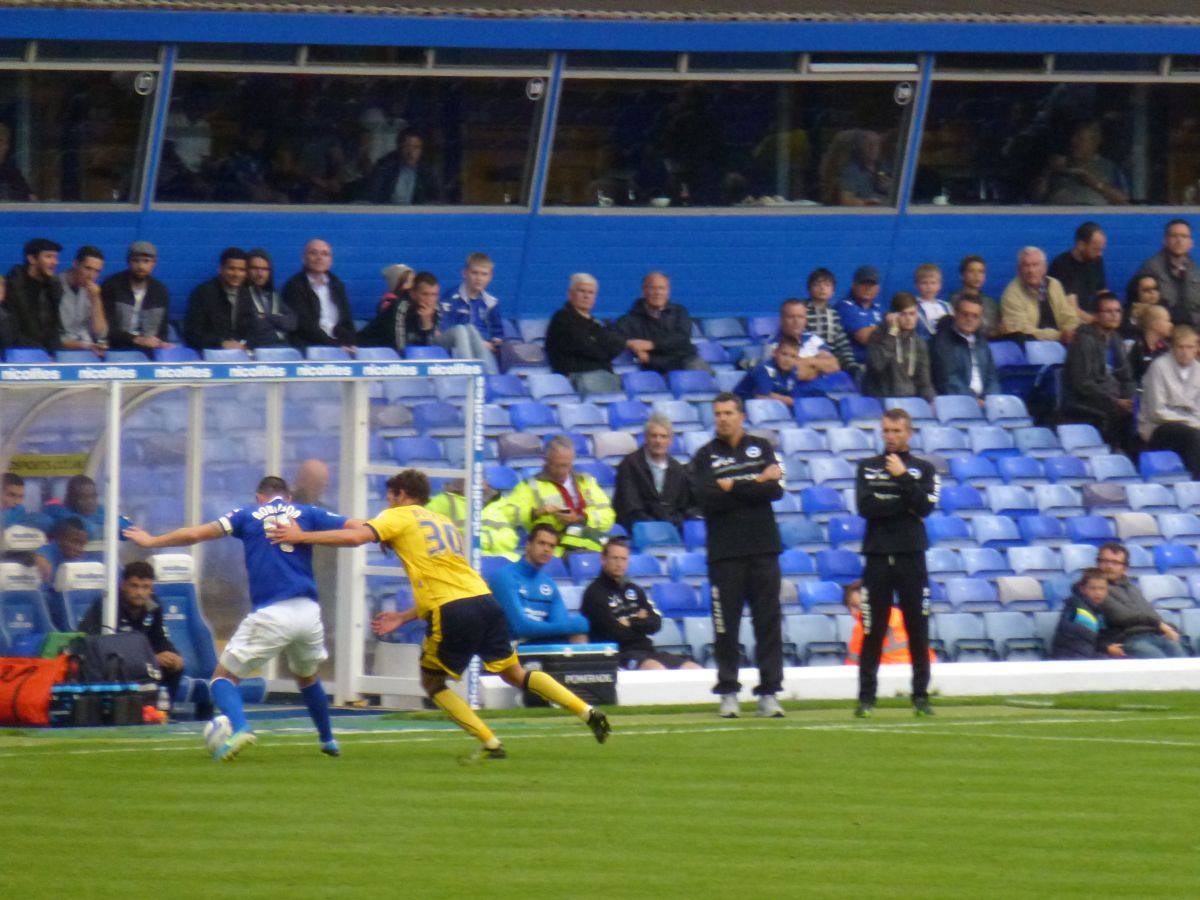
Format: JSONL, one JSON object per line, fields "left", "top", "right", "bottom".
{"left": 1095, "top": 542, "right": 1185, "bottom": 659}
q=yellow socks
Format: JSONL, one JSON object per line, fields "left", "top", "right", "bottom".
{"left": 432, "top": 688, "right": 499, "bottom": 748}
{"left": 526, "top": 670, "right": 589, "bottom": 719}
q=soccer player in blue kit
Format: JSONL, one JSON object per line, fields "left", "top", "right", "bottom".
{"left": 124, "top": 475, "right": 362, "bottom": 761}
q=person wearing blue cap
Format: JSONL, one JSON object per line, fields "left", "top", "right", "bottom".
{"left": 835, "top": 265, "right": 885, "bottom": 363}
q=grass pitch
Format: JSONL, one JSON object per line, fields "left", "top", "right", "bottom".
{"left": 5, "top": 693, "right": 1200, "bottom": 899}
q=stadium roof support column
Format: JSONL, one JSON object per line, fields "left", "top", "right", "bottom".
{"left": 101, "top": 382, "right": 122, "bottom": 633}
{"left": 334, "top": 379, "right": 370, "bottom": 705}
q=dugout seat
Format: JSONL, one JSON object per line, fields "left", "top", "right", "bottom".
{"left": 50, "top": 561, "right": 106, "bottom": 631}
{"left": 0, "top": 562, "right": 55, "bottom": 656}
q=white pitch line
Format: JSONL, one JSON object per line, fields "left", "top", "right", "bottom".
{"left": 851, "top": 728, "right": 1200, "bottom": 749}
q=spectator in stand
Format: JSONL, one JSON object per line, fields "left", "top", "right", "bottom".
{"left": 825, "top": 129, "right": 891, "bottom": 206}
{"left": 487, "top": 524, "right": 589, "bottom": 644}
{"left": 378, "top": 263, "right": 414, "bottom": 313}
{"left": 1129, "top": 303, "right": 1172, "bottom": 386}
{"left": 184, "top": 247, "right": 251, "bottom": 352}
{"left": 1063, "top": 292, "right": 1135, "bottom": 455}
{"left": 501, "top": 434, "right": 615, "bottom": 556}
{"left": 1048, "top": 221, "right": 1108, "bottom": 325}
{"left": 101, "top": 241, "right": 173, "bottom": 354}
{"left": 613, "top": 412, "right": 694, "bottom": 532}
{"left": 999, "top": 246, "right": 1078, "bottom": 344}
{"left": 427, "top": 475, "right": 522, "bottom": 562}
{"left": 440, "top": 252, "right": 504, "bottom": 368}
{"left": 33, "top": 516, "right": 98, "bottom": 584}
{"left": 43, "top": 474, "right": 105, "bottom": 540}
{"left": 2, "top": 472, "right": 29, "bottom": 527}
{"left": 863, "top": 292, "right": 934, "bottom": 403}
{"left": 282, "top": 239, "right": 356, "bottom": 350}
{"left": 243, "top": 248, "right": 298, "bottom": 350}
{"left": 0, "top": 122, "right": 34, "bottom": 201}
{"left": 842, "top": 580, "right": 936, "bottom": 667}
{"left": 79, "top": 561, "right": 185, "bottom": 703}
{"left": 1050, "top": 568, "right": 1109, "bottom": 660}
{"left": 1130, "top": 219, "right": 1200, "bottom": 327}
{"left": 613, "top": 271, "right": 708, "bottom": 374}
{"left": 1139, "top": 324, "right": 1200, "bottom": 479}
{"left": 6, "top": 237, "right": 62, "bottom": 353}
{"left": 360, "top": 271, "right": 494, "bottom": 368}
{"left": 56, "top": 246, "right": 108, "bottom": 357}
{"left": 1096, "top": 542, "right": 1186, "bottom": 659}
{"left": 365, "top": 130, "right": 442, "bottom": 205}
{"left": 1123, "top": 272, "right": 1164, "bottom": 336}
{"left": 930, "top": 294, "right": 999, "bottom": 403}
{"left": 912, "top": 263, "right": 951, "bottom": 339}
{"left": 735, "top": 336, "right": 801, "bottom": 407}
{"left": 836, "top": 265, "right": 884, "bottom": 363}
{"left": 545, "top": 273, "right": 652, "bottom": 397}
{"left": 802, "top": 270, "right": 860, "bottom": 376}
{"left": 581, "top": 537, "right": 701, "bottom": 671}
{"left": 0, "top": 274, "right": 11, "bottom": 357}
{"left": 949, "top": 255, "right": 1001, "bottom": 337}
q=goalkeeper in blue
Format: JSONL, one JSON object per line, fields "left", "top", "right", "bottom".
{"left": 124, "top": 475, "right": 363, "bottom": 761}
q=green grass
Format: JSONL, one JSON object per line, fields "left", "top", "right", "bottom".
{"left": 5, "top": 693, "right": 1200, "bottom": 899}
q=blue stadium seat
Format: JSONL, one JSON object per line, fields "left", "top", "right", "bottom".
{"left": 6, "top": 348, "right": 53, "bottom": 364}
{"left": 1014, "top": 427, "right": 1061, "bottom": 458}
{"left": 809, "top": 458, "right": 856, "bottom": 489}
{"left": 668, "top": 369, "right": 718, "bottom": 400}
{"left": 508, "top": 401, "right": 559, "bottom": 435}
{"left": 1007, "top": 546, "right": 1062, "bottom": 578}
{"left": 931, "top": 612, "right": 996, "bottom": 661}
{"left": 744, "top": 398, "right": 792, "bottom": 428}
{"left": 499, "top": 341, "right": 546, "bottom": 371}
{"left": 405, "top": 345, "right": 450, "bottom": 360}
{"left": 925, "top": 515, "right": 976, "bottom": 548}
{"left": 839, "top": 395, "right": 884, "bottom": 427}
{"left": 1154, "top": 543, "right": 1200, "bottom": 576}
{"left": 1090, "top": 454, "right": 1140, "bottom": 483}
{"left": 1032, "top": 484, "right": 1084, "bottom": 518}
{"left": 390, "top": 436, "right": 446, "bottom": 466}
{"left": 485, "top": 374, "right": 531, "bottom": 405}
{"left": 989, "top": 341, "right": 1027, "bottom": 369}
{"left": 950, "top": 456, "right": 1001, "bottom": 487}
{"left": 935, "top": 394, "right": 985, "bottom": 425}
{"left": 1140, "top": 450, "right": 1189, "bottom": 483}
{"left": 945, "top": 577, "right": 1001, "bottom": 612}
{"left": 779, "top": 428, "right": 829, "bottom": 456}
{"left": 940, "top": 484, "right": 987, "bottom": 517}
{"left": 154, "top": 347, "right": 201, "bottom": 362}
{"left": 778, "top": 548, "right": 816, "bottom": 579}
{"left": 622, "top": 370, "right": 672, "bottom": 401}
{"left": 1139, "top": 574, "right": 1194, "bottom": 610}
{"left": 651, "top": 399, "right": 703, "bottom": 432}
{"left": 497, "top": 432, "right": 544, "bottom": 466}
{"left": 55, "top": 349, "right": 100, "bottom": 364}
{"left": 883, "top": 396, "right": 935, "bottom": 425}
{"left": 574, "top": 461, "right": 616, "bottom": 488}
{"left": 986, "top": 485, "right": 1036, "bottom": 518}
{"left": 1025, "top": 341, "right": 1067, "bottom": 366}
{"left": 970, "top": 516, "right": 1022, "bottom": 550}
{"left": 815, "top": 549, "right": 863, "bottom": 585}
{"left": 517, "top": 318, "right": 549, "bottom": 343}
{"left": 969, "top": 425, "right": 1018, "bottom": 459}
{"left": 1082, "top": 482, "right": 1128, "bottom": 513}
{"left": 682, "top": 519, "right": 707, "bottom": 551}
{"left": 305, "top": 346, "right": 351, "bottom": 361}
{"left": 827, "top": 515, "right": 866, "bottom": 550}
{"left": 796, "top": 581, "right": 845, "bottom": 614}
{"left": 546, "top": 431, "right": 590, "bottom": 459}
{"left": 48, "top": 562, "right": 106, "bottom": 630}
{"left": 695, "top": 341, "right": 734, "bottom": 368}
{"left": 984, "top": 611, "right": 1045, "bottom": 660}
{"left": 984, "top": 395, "right": 1033, "bottom": 429}
{"left": 525, "top": 373, "right": 574, "bottom": 402}
{"left": 608, "top": 400, "right": 651, "bottom": 432}
{"left": 827, "top": 427, "right": 876, "bottom": 460}
{"left": 652, "top": 582, "right": 706, "bottom": 617}
{"left": 627, "top": 553, "right": 665, "bottom": 584}
{"left": 1126, "top": 544, "right": 1158, "bottom": 575}
{"left": 558, "top": 402, "right": 607, "bottom": 434}
{"left": 926, "top": 547, "right": 965, "bottom": 579}
{"left": 779, "top": 518, "right": 829, "bottom": 549}
{"left": 997, "top": 456, "right": 1047, "bottom": 485}
{"left": 1126, "top": 483, "right": 1179, "bottom": 514}
{"left": 353, "top": 346, "right": 399, "bottom": 361}
{"left": 746, "top": 315, "right": 777, "bottom": 341}
{"left": 105, "top": 349, "right": 153, "bottom": 363}
{"left": 701, "top": 317, "right": 750, "bottom": 347}
{"left": 793, "top": 396, "right": 840, "bottom": 429}
{"left": 1018, "top": 515, "right": 1067, "bottom": 546}
{"left": 567, "top": 552, "right": 601, "bottom": 584}
{"left": 921, "top": 426, "right": 970, "bottom": 458}
{"left": 960, "top": 547, "right": 1013, "bottom": 578}
{"left": 1174, "top": 482, "right": 1200, "bottom": 513}
{"left": 592, "top": 430, "right": 638, "bottom": 463}
{"left": 1060, "top": 543, "right": 1098, "bottom": 576}
{"left": 1159, "top": 512, "right": 1200, "bottom": 542}
{"left": 786, "top": 614, "right": 847, "bottom": 665}
{"left": 631, "top": 520, "right": 684, "bottom": 553}
{"left": 771, "top": 492, "right": 804, "bottom": 524}
{"left": 1114, "top": 512, "right": 1161, "bottom": 546}
{"left": 1065, "top": 516, "right": 1116, "bottom": 547}
{"left": 668, "top": 552, "right": 708, "bottom": 586}
{"left": 0, "top": 563, "right": 55, "bottom": 655}
{"left": 1057, "top": 423, "right": 1107, "bottom": 457}
{"left": 484, "top": 465, "right": 519, "bottom": 492}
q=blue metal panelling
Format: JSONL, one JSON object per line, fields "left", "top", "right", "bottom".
{"left": 0, "top": 208, "right": 1178, "bottom": 321}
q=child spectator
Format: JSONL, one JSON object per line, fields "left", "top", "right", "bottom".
{"left": 913, "top": 262, "right": 951, "bottom": 339}
{"left": 1051, "top": 568, "right": 1108, "bottom": 660}
{"left": 735, "top": 335, "right": 800, "bottom": 407}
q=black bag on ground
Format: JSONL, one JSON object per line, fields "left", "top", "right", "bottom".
{"left": 69, "top": 633, "right": 162, "bottom": 684}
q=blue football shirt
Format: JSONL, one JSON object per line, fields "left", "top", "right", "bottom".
{"left": 218, "top": 496, "right": 346, "bottom": 610}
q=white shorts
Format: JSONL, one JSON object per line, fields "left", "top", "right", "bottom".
{"left": 220, "top": 597, "right": 328, "bottom": 679}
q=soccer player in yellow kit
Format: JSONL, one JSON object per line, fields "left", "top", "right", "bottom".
{"left": 270, "top": 468, "right": 610, "bottom": 761}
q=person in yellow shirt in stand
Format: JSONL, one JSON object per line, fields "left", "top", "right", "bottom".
{"left": 270, "top": 468, "right": 610, "bottom": 763}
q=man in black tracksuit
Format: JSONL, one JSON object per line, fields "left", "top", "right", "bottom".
{"left": 854, "top": 408, "right": 939, "bottom": 717}
{"left": 688, "top": 392, "right": 786, "bottom": 718}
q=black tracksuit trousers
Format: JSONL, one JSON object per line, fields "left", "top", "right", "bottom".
{"left": 709, "top": 553, "right": 783, "bottom": 696}
{"left": 858, "top": 552, "right": 931, "bottom": 705}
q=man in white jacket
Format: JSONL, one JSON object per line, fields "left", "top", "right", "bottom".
{"left": 1139, "top": 324, "right": 1200, "bottom": 478}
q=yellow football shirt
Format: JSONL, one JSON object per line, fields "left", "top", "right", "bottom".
{"left": 367, "top": 504, "right": 489, "bottom": 617}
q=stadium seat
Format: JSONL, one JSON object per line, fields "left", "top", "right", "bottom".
{"left": 485, "top": 374, "right": 530, "bottom": 405}
{"left": 668, "top": 369, "right": 718, "bottom": 400}
{"left": 499, "top": 341, "right": 546, "bottom": 371}
{"left": 1025, "top": 340, "right": 1067, "bottom": 366}
{"left": 1139, "top": 574, "right": 1194, "bottom": 610}
{"left": 1007, "top": 546, "right": 1062, "bottom": 578}
{"left": 1032, "top": 484, "right": 1084, "bottom": 518}
{"left": 884, "top": 396, "right": 935, "bottom": 425}
{"left": 1014, "top": 427, "right": 1061, "bottom": 458}
{"left": 827, "top": 427, "right": 875, "bottom": 460}
{"left": 746, "top": 315, "right": 777, "bottom": 341}
{"left": 497, "top": 432, "right": 544, "bottom": 466}
{"left": 1041, "top": 456, "right": 1088, "bottom": 487}
{"left": 567, "top": 552, "right": 601, "bottom": 584}
{"left": 1173, "top": 482, "right": 1200, "bottom": 513}
{"left": 931, "top": 612, "right": 996, "bottom": 661}
{"left": 804, "top": 459, "right": 853, "bottom": 490}
{"left": 5, "top": 347, "right": 53, "bottom": 364}
{"left": 1081, "top": 482, "right": 1128, "bottom": 513}
{"left": 523, "top": 373, "right": 572, "bottom": 402}
{"left": 517, "top": 319, "right": 549, "bottom": 343}
{"left": 995, "top": 576, "right": 1048, "bottom": 611}
{"left": 668, "top": 552, "right": 708, "bottom": 586}
{"left": 627, "top": 553, "right": 665, "bottom": 585}
{"left": 771, "top": 492, "right": 804, "bottom": 524}
{"left": 410, "top": 401, "right": 463, "bottom": 436}
{"left": 305, "top": 346, "right": 350, "bottom": 361}
{"left": 55, "top": 349, "right": 101, "bottom": 364}
{"left": 49, "top": 561, "right": 105, "bottom": 631}
{"left": 592, "top": 430, "right": 638, "bottom": 463}
{"left": 940, "top": 484, "right": 987, "bottom": 517}
{"left": 796, "top": 581, "right": 845, "bottom": 614}
{"left": 1057, "top": 424, "right": 1107, "bottom": 457}
{"left": 0, "top": 563, "right": 55, "bottom": 656}
{"left": 631, "top": 521, "right": 684, "bottom": 554}
{"left": 779, "top": 428, "right": 829, "bottom": 456}
{"left": 926, "top": 547, "right": 965, "bottom": 579}
{"left": 744, "top": 398, "right": 792, "bottom": 428}
{"left": 405, "top": 345, "right": 449, "bottom": 360}
{"left": 950, "top": 456, "right": 1001, "bottom": 487}
{"left": 960, "top": 547, "right": 1013, "bottom": 577}
{"left": 985, "top": 485, "right": 1036, "bottom": 518}
{"left": 622, "top": 370, "right": 672, "bottom": 401}
{"left": 608, "top": 400, "right": 651, "bottom": 432}
{"left": 967, "top": 426, "right": 1017, "bottom": 461}
{"left": 390, "top": 436, "right": 446, "bottom": 466}
{"left": 701, "top": 317, "right": 750, "bottom": 347}
{"left": 1158, "top": 512, "right": 1200, "bottom": 542}
{"left": 682, "top": 519, "right": 707, "bottom": 551}
{"left": 1126, "top": 544, "right": 1158, "bottom": 576}
{"left": 1090, "top": 454, "right": 1140, "bottom": 484}
{"left": 508, "top": 401, "right": 559, "bottom": 435}
{"left": 996, "top": 456, "right": 1046, "bottom": 485}
{"left": 1017, "top": 515, "right": 1067, "bottom": 546}
{"left": 814, "top": 549, "right": 862, "bottom": 585}
{"left": 984, "top": 611, "right": 1045, "bottom": 660}
{"left": 651, "top": 582, "right": 705, "bottom": 617}
{"left": 1126, "top": 483, "right": 1179, "bottom": 514}
{"left": 779, "top": 518, "right": 829, "bottom": 550}
{"left": 558, "top": 402, "right": 607, "bottom": 434}
{"left": 548, "top": 431, "right": 590, "bottom": 459}
{"left": 1154, "top": 543, "right": 1200, "bottom": 576}
{"left": 984, "top": 394, "right": 1033, "bottom": 429}
{"left": 785, "top": 614, "right": 847, "bottom": 665}
{"left": 1041, "top": 576, "right": 1075, "bottom": 610}
{"left": 353, "top": 346, "right": 399, "bottom": 362}
{"left": 839, "top": 395, "right": 884, "bottom": 428}
{"left": 1113, "top": 512, "right": 1161, "bottom": 545}
{"left": 921, "top": 426, "right": 970, "bottom": 458}
{"left": 651, "top": 399, "right": 703, "bottom": 432}
{"left": 714, "top": 370, "right": 744, "bottom": 393}
{"left": 1060, "top": 543, "right": 1099, "bottom": 576}
{"left": 925, "top": 515, "right": 976, "bottom": 548}
{"left": 695, "top": 340, "right": 734, "bottom": 368}
{"left": 104, "top": 349, "right": 153, "bottom": 363}
{"left": 482, "top": 406, "right": 511, "bottom": 437}
{"left": 153, "top": 347, "right": 200, "bottom": 362}
{"left": 935, "top": 394, "right": 985, "bottom": 425}
{"left": 1140, "top": 450, "right": 1189, "bottom": 483}
{"left": 484, "top": 465, "right": 519, "bottom": 492}
{"left": 827, "top": 515, "right": 866, "bottom": 550}
{"left": 793, "top": 396, "right": 840, "bottom": 429}
{"left": 778, "top": 548, "right": 816, "bottom": 580}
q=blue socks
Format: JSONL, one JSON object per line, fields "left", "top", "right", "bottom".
{"left": 300, "top": 680, "right": 334, "bottom": 743}
{"left": 210, "top": 677, "right": 248, "bottom": 733}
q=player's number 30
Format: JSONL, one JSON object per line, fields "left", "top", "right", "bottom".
{"left": 419, "top": 519, "right": 464, "bottom": 557}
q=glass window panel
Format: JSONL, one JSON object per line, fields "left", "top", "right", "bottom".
{"left": 913, "top": 81, "right": 1200, "bottom": 206}
{"left": 546, "top": 79, "right": 912, "bottom": 207}
{"left": 176, "top": 44, "right": 299, "bottom": 63}
{"left": 433, "top": 48, "right": 549, "bottom": 69}
{"left": 809, "top": 53, "right": 919, "bottom": 73}
{"left": 1171, "top": 55, "right": 1200, "bottom": 73}
{"left": 935, "top": 53, "right": 1046, "bottom": 73}
{"left": 0, "top": 70, "right": 155, "bottom": 203}
{"left": 1053, "top": 54, "right": 1161, "bottom": 74}
{"left": 157, "top": 73, "right": 543, "bottom": 205}
{"left": 306, "top": 45, "right": 426, "bottom": 67}
{"left": 687, "top": 52, "right": 796, "bottom": 73}
{"left": 36, "top": 41, "right": 159, "bottom": 63}
{"left": 565, "top": 51, "right": 678, "bottom": 71}
{"left": 0, "top": 41, "right": 27, "bottom": 60}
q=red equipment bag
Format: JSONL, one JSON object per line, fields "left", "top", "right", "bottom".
{"left": 0, "top": 655, "right": 69, "bottom": 726}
